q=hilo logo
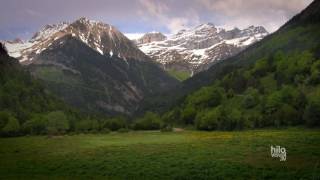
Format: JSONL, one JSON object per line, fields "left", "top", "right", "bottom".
{"left": 271, "top": 145, "right": 286, "bottom": 161}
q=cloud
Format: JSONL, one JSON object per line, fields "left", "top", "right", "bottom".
{"left": 0, "top": 0, "right": 313, "bottom": 40}
{"left": 25, "top": 9, "right": 42, "bottom": 17}
{"left": 124, "top": 33, "right": 144, "bottom": 40}
{"left": 137, "top": 0, "right": 200, "bottom": 33}
{"left": 199, "top": 0, "right": 313, "bottom": 31}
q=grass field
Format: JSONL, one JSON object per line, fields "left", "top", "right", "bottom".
{"left": 167, "top": 69, "right": 190, "bottom": 81}
{"left": 0, "top": 128, "right": 319, "bottom": 179}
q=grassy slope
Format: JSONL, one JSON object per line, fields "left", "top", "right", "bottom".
{"left": 0, "top": 128, "right": 319, "bottom": 179}
{"left": 167, "top": 69, "right": 191, "bottom": 82}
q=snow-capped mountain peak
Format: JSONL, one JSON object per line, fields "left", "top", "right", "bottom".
{"left": 138, "top": 23, "right": 268, "bottom": 74}
{"left": 136, "top": 32, "right": 167, "bottom": 44}
{"left": 5, "top": 17, "right": 148, "bottom": 63}
{"left": 31, "top": 22, "right": 69, "bottom": 42}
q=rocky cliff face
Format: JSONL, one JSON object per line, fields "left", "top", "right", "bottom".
{"left": 136, "top": 32, "right": 166, "bottom": 44}
{"left": 138, "top": 23, "right": 268, "bottom": 75}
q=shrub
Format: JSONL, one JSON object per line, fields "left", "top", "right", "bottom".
{"left": 242, "top": 88, "right": 260, "bottom": 109}
{"left": 1, "top": 115, "right": 20, "bottom": 136}
{"left": 160, "top": 125, "right": 173, "bottom": 132}
{"left": 0, "top": 110, "right": 13, "bottom": 130}
{"left": 309, "top": 60, "right": 320, "bottom": 84}
{"left": 22, "top": 114, "right": 47, "bottom": 135}
{"left": 180, "top": 105, "right": 196, "bottom": 124}
{"left": 45, "top": 111, "right": 69, "bottom": 135}
{"left": 75, "top": 118, "right": 100, "bottom": 132}
{"left": 161, "top": 108, "right": 180, "bottom": 125}
{"left": 218, "top": 108, "right": 244, "bottom": 130}
{"left": 186, "top": 86, "right": 224, "bottom": 108}
{"left": 133, "top": 112, "right": 162, "bottom": 130}
{"left": 101, "top": 128, "right": 111, "bottom": 134}
{"left": 103, "top": 117, "right": 127, "bottom": 131}
{"left": 304, "top": 99, "right": 320, "bottom": 127}
{"left": 117, "top": 128, "right": 129, "bottom": 133}
{"left": 243, "top": 111, "right": 262, "bottom": 128}
{"left": 195, "top": 108, "right": 220, "bottom": 131}
{"left": 276, "top": 104, "right": 300, "bottom": 126}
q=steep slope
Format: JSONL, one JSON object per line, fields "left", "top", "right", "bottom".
{"left": 0, "top": 42, "right": 71, "bottom": 135}
{"left": 183, "top": 0, "right": 320, "bottom": 92}
{"left": 9, "top": 18, "right": 178, "bottom": 115}
{"left": 138, "top": 24, "right": 268, "bottom": 75}
{"left": 139, "top": 0, "right": 320, "bottom": 114}
{"left": 157, "top": 0, "right": 320, "bottom": 129}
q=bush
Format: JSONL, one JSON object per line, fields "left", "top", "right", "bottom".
{"left": 0, "top": 110, "right": 13, "bottom": 130}
{"left": 45, "top": 111, "right": 69, "bottom": 135}
{"left": 1, "top": 115, "right": 20, "bottom": 136}
{"left": 195, "top": 108, "right": 220, "bottom": 131}
{"left": 309, "top": 61, "right": 320, "bottom": 84}
{"left": 218, "top": 108, "right": 244, "bottom": 130}
{"left": 304, "top": 99, "right": 320, "bottom": 127}
{"left": 186, "top": 86, "right": 224, "bottom": 108}
{"left": 75, "top": 118, "right": 100, "bottom": 132}
{"left": 133, "top": 112, "right": 162, "bottom": 130}
{"left": 101, "top": 128, "right": 111, "bottom": 134}
{"left": 276, "top": 104, "right": 300, "bottom": 126}
{"left": 22, "top": 114, "right": 47, "bottom": 135}
{"left": 196, "top": 106, "right": 245, "bottom": 131}
{"left": 161, "top": 108, "right": 180, "bottom": 125}
{"left": 103, "top": 117, "right": 127, "bottom": 131}
{"left": 242, "top": 88, "right": 260, "bottom": 109}
{"left": 180, "top": 105, "right": 196, "bottom": 124}
{"left": 160, "top": 125, "right": 173, "bottom": 132}
{"left": 243, "top": 111, "right": 262, "bottom": 128}
{"left": 117, "top": 128, "right": 129, "bottom": 133}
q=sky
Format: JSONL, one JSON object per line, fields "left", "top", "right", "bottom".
{"left": 0, "top": 0, "right": 313, "bottom": 40}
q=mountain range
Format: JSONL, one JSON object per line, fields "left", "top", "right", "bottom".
{"left": 3, "top": 17, "right": 269, "bottom": 115}
{"left": 136, "top": 24, "right": 268, "bottom": 75}
{"left": 139, "top": 0, "right": 320, "bottom": 115}
{"left": 2, "top": 0, "right": 319, "bottom": 118}
{"left": 5, "top": 20, "right": 268, "bottom": 79}
{"left": 4, "top": 17, "right": 178, "bottom": 115}
{"left": 0, "top": 0, "right": 319, "bottom": 135}
{"left": 5, "top": 17, "right": 148, "bottom": 63}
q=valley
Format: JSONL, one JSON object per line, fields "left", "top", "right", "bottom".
{"left": 0, "top": 0, "right": 319, "bottom": 179}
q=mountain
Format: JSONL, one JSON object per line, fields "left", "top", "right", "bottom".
{"left": 138, "top": 24, "right": 268, "bottom": 75}
{"left": 182, "top": 0, "right": 320, "bottom": 93}
{"left": 154, "top": 0, "right": 320, "bottom": 130}
{"left": 135, "top": 32, "right": 166, "bottom": 44}
{"left": 5, "top": 18, "right": 179, "bottom": 115}
{"left": 0, "top": 43, "right": 7, "bottom": 55}
{"left": 139, "top": 0, "right": 320, "bottom": 115}
{"left": 0, "top": 42, "right": 73, "bottom": 136}
{"left": 5, "top": 18, "right": 149, "bottom": 63}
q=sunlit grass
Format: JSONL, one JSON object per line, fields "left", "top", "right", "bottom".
{"left": 167, "top": 69, "right": 190, "bottom": 81}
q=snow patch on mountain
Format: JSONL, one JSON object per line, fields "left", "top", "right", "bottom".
{"left": 4, "top": 41, "right": 34, "bottom": 58}
{"left": 4, "top": 17, "right": 148, "bottom": 64}
{"left": 31, "top": 22, "right": 69, "bottom": 42}
{"left": 138, "top": 23, "right": 268, "bottom": 74}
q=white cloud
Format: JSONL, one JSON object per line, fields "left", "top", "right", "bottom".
{"left": 138, "top": 0, "right": 200, "bottom": 33}
{"left": 124, "top": 33, "right": 144, "bottom": 40}
{"left": 199, "top": 0, "right": 313, "bottom": 32}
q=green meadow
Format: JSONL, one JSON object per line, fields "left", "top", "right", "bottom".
{"left": 0, "top": 128, "right": 319, "bottom": 179}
